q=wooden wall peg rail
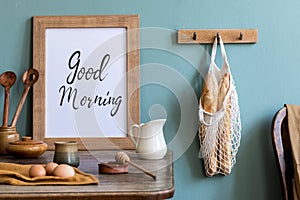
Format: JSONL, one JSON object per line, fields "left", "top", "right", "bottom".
{"left": 177, "top": 29, "right": 258, "bottom": 44}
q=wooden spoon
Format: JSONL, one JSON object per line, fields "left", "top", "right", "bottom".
{"left": 11, "top": 69, "right": 39, "bottom": 127}
{"left": 0, "top": 71, "right": 17, "bottom": 127}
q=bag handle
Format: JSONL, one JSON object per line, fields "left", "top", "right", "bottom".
{"left": 210, "top": 35, "right": 228, "bottom": 62}
{"left": 198, "top": 106, "right": 226, "bottom": 126}
{"left": 210, "top": 35, "right": 230, "bottom": 74}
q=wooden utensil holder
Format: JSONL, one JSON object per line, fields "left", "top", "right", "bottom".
{"left": 0, "top": 126, "right": 20, "bottom": 154}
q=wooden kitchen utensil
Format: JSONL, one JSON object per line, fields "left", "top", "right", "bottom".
{"left": 115, "top": 151, "right": 156, "bottom": 180}
{"left": 0, "top": 71, "right": 16, "bottom": 127}
{"left": 11, "top": 69, "right": 39, "bottom": 127}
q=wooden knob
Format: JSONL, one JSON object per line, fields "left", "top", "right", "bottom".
{"left": 22, "top": 136, "right": 32, "bottom": 141}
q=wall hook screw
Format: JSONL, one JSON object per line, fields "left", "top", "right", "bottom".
{"left": 193, "top": 32, "right": 197, "bottom": 40}
{"left": 239, "top": 32, "right": 243, "bottom": 40}
{"left": 217, "top": 32, "right": 220, "bottom": 38}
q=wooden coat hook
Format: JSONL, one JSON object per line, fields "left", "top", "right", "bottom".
{"left": 178, "top": 29, "right": 258, "bottom": 44}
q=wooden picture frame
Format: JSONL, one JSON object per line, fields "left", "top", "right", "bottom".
{"left": 32, "top": 15, "right": 140, "bottom": 150}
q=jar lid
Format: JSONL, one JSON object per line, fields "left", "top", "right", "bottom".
{"left": 9, "top": 136, "right": 44, "bottom": 145}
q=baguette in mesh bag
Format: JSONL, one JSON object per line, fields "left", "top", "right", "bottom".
{"left": 217, "top": 73, "right": 232, "bottom": 175}
{"left": 199, "top": 72, "right": 219, "bottom": 176}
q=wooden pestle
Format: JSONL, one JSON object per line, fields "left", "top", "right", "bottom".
{"left": 115, "top": 152, "right": 156, "bottom": 180}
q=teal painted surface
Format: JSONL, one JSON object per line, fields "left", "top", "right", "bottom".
{"left": 0, "top": 0, "right": 298, "bottom": 199}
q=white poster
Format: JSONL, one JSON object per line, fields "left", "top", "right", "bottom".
{"left": 45, "top": 28, "right": 127, "bottom": 138}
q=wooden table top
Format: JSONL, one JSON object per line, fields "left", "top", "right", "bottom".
{"left": 0, "top": 150, "right": 174, "bottom": 200}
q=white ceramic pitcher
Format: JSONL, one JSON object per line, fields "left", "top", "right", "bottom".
{"left": 130, "top": 119, "right": 167, "bottom": 160}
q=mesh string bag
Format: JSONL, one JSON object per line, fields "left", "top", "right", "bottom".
{"left": 198, "top": 36, "right": 241, "bottom": 176}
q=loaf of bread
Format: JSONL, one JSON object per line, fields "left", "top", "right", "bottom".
{"left": 217, "top": 73, "right": 230, "bottom": 110}
{"left": 200, "top": 72, "right": 219, "bottom": 176}
{"left": 201, "top": 72, "right": 218, "bottom": 113}
{"left": 217, "top": 73, "right": 232, "bottom": 175}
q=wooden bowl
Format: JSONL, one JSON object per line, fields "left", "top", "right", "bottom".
{"left": 6, "top": 136, "right": 47, "bottom": 158}
{"left": 98, "top": 162, "right": 128, "bottom": 174}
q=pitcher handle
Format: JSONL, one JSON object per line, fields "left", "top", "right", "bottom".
{"left": 129, "top": 124, "right": 142, "bottom": 146}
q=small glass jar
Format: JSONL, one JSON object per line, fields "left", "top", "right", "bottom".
{"left": 0, "top": 126, "right": 20, "bottom": 154}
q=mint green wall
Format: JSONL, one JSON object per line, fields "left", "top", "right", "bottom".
{"left": 0, "top": 0, "right": 296, "bottom": 199}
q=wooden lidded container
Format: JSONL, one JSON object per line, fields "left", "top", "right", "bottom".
{"left": 6, "top": 136, "right": 47, "bottom": 158}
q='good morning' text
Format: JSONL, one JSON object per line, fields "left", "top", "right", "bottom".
{"left": 58, "top": 51, "right": 122, "bottom": 117}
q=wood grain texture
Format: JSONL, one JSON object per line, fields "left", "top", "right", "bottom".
{"left": 0, "top": 150, "right": 174, "bottom": 200}
{"left": 32, "top": 15, "right": 140, "bottom": 150}
{"left": 272, "top": 107, "right": 294, "bottom": 200}
{"left": 178, "top": 29, "right": 258, "bottom": 44}
{"left": 2, "top": 87, "right": 10, "bottom": 127}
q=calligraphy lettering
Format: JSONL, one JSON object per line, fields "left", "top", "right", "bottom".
{"left": 66, "top": 51, "right": 110, "bottom": 84}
